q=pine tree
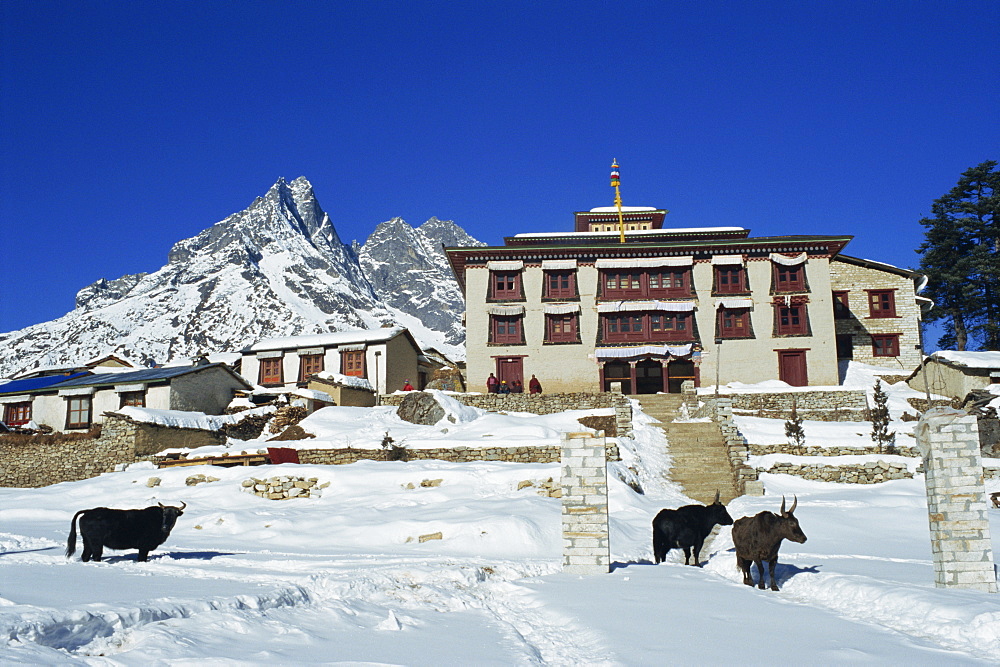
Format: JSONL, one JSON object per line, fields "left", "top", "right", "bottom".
{"left": 870, "top": 380, "right": 896, "bottom": 455}
{"left": 784, "top": 400, "right": 805, "bottom": 448}
{"left": 917, "top": 160, "right": 1000, "bottom": 350}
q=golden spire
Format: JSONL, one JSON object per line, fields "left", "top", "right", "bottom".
{"left": 611, "top": 160, "right": 625, "bottom": 243}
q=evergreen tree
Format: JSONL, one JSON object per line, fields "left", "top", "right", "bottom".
{"left": 784, "top": 400, "right": 805, "bottom": 448}
{"left": 917, "top": 160, "right": 1000, "bottom": 350}
{"left": 870, "top": 380, "right": 896, "bottom": 455}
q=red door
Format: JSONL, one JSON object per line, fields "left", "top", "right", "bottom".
{"left": 778, "top": 351, "right": 808, "bottom": 387}
{"left": 496, "top": 357, "right": 523, "bottom": 387}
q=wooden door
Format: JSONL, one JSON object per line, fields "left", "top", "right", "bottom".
{"left": 496, "top": 357, "right": 523, "bottom": 387}
{"left": 778, "top": 350, "right": 808, "bottom": 387}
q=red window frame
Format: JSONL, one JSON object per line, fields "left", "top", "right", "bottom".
{"left": 543, "top": 270, "right": 577, "bottom": 299}
{"left": 119, "top": 391, "right": 146, "bottom": 408}
{"left": 775, "top": 305, "right": 809, "bottom": 335}
{"left": 714, "top": 266, "right": 747, "bottom": 294}
{"left": 774, "top": 263, "right": 805, "bottom": 292}
{"left": 66, "top": 396, "right": 92, "bottom": 429}
{"left": 341, "top": 350, "right": 366, "bottom": 377}
{"left": 867, "top": 290, "right": 897, "bottom": 318}
{"left": 259, "top": 357, "right": 284, "bottom": 385}
{"left": 489, "top": 271, "right": 522, "bottom": 300}
{"left": 3, "top": 401, "right": 32, "bottom": 426}
{"left": 646, "top": 269, "right": 691, "bottom": 298}
{"left": 872, "top": 334, "right": 900, "bottom": 357}
{"left": 601, "top": 268, "right": 692, "bottom": 299}
{"left": 602, "top": 311, "right": 693, "bottom": 343}
{"left": 545, "top": 313, "right": 579, "bottom": 343}
{"left": 717, "top": 308, "right": 752, "bottom": 338}
{"left": 601, "top": 270, "right": 643, "bottom": 299}
{"left": 490, "top": 315, "right": 524, "bottom": 345}
{"left": 833, "top": 291, "right": 850, "bottom": 319}
{"left": 298, "top": 354, "right": 324, "bottom": 382}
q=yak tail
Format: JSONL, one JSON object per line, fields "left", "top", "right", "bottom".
{"left": 66, "top": 510, "right": 85, "bottom": 558}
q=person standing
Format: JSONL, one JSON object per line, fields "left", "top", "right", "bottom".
{"left": 528, "top": 374, "right": 542, "bottom": 394}
{"left": 486, "top": 373, "right": 499, "bottom": 393}
{"left": 402, "top": 379, "right": 414, "bottom": 391}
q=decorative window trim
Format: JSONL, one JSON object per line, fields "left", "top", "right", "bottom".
{"left": 0, "top": 394, "right": 32, "bottom": 404}
{"left": 716, "top": 297, "right": 754, "bottom": 309}
{"left": 487, "top": 304, "right": 526, "bottom": 316}
{"left": 256, "top": 350, "right": 283, "bottom": 359}
{"left": 114, "top": 383, "right": 146, "bottom": 393}
{"left": 769, "top": 252, "right": 807, "bottom": 266}
{"left": 543, "top": 268, "right": 578, "bottom": 299}
{"left": 773, "top": 303, "right": 811, "bottom": 336}
{"left": 487, "top": 260, "right": 524, "bottom": 271}
{"left": 595, "top": 256, "right": 693, "bottom": 268}
{"left": 713, "top": 264, "right": 749, "bottom": 295}
{"left": 58, "top": 387, "right": 95, "bottom": 397}
{"left": 594, "top": 344, "right": 693, "bottom": 359}
{"left": 337, "top": 344, "right": 365, "bottom": 352}
{"left": 543, "top": 303, "right": 581, "bottom": 315}
{"left": 544, "top": 312, "right": 581, "bottom": 344}
{"left": 489, "top": 313, "right": 525, "bottom": 345}
{"left": 711, "top": 254, "right": 744, "bottom": 265}
{"left": 541, "top": 259, "right": 577, "bottom": 270}
{"left": 598, "top": 300, "right": 696, "bottom": 313}
{"left": 488, "top": 269, "right": 524, "bottom": 301}
{"left": 296, "top": 347, "right": 324, "bottom": 356}
{"left": 717, "top": 307, "right": 754, "bottom": 339}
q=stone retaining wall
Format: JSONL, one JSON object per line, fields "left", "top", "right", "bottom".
{"left": 381, "top": 392, "right": 634, "bottom": 437}
{"left": 748, "top": 443, "right": 921, "bottom": 457}
{"left": 299, "top": 443, "right": 620, "bottom": 466}
{"left": 756, "top": 461, "right": 913, "bottom": 483}
{"left": 723, "top": 389, "right": 869, "bottom": 421}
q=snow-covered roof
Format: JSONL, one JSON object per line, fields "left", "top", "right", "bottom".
{"left": 512, "top": 227, "right": 745, "bottom": 239}
{"left": 588, "top": 206, "right": 658, "bottom": 213}
{"left": 931, "top": 351, "right": 1000, "bottom": 371}
{"left": 246, "top": 327, "right": 407, "bottom": 353}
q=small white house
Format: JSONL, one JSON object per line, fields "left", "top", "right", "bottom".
{"left": 240, "top": 327, "right": 429, "bottom": 397}
{"left": 907, "top": 351, "right": 1000, "bottom": 400}
{"left": 0, "top": 362, "right": 251, "bottom": 432}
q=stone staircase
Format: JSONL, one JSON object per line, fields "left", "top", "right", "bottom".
{"left": 630, "top": 394, "right": 741, "bottom": 504}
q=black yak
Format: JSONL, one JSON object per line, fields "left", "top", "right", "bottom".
{"left": 66, "top": 502, "right": 186, "bottom": 562}
{"left": 652, "top": 490, "right": 734, "bottom": 566}
{"left": 732, "top": 495, "right": 806, "bottom": 591}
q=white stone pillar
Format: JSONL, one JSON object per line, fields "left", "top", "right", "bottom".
{"left": 916, "top": 408, "right": 997, "bottom": 592}
{"left": 561, "top": 431, "right": 610, "bottom": 574}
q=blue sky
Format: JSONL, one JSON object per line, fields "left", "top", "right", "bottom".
{"left": 1, "top": 1, "right": 997, "bottom": 338}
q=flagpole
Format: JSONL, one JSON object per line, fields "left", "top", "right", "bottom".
{"left": 611, "top": 160, "right": 625, "bottom": 244}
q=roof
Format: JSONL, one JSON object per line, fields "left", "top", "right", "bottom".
{"left": 587, "top": 206, "right": 658, "bottom": 213}
{"left": 245, "top": 327, "right": 419, "bottom": 353}
{"left": 0, "top": 372, "right": 91, "bottom": 396}
{"left": 25, "top": 363, "right": 251, "bottom": 392}
{"left": 832, "top": 254, "right": 922, "bottom": 279}
{"left": 930, "top": 351, "right": 1000, "bottom": 371}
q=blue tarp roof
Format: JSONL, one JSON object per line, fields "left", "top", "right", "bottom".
{"left": 0, "top": 364, "right": 245, "bottom": 395}
{"left": 0, "top": 372, "right": 91, "bottom": 396}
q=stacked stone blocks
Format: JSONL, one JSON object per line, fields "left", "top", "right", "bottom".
{"left": 917, "top": 411, "right": 997, "bottom": 592}
{"left": 560, "top": 432, "right": 611, "bottom": 574}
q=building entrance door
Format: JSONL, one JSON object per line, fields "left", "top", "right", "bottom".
{"left": 778, "top": 350, "right": 808, "bottom": 386}
{"left": 667, "top": 360, "right": 696, "bottom": 393}
{"left": 602, "top": 361, "right": 632, "bottom": 393}
{"left": 635, "top": 359, "right": 663, "bottom": 394}
{"left": 495, "top": 357, "right": 523, "bottom": 388}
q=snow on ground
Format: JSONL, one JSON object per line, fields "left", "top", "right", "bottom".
{"left": 4, "top": 374, "right": 1000, "bottom": 663}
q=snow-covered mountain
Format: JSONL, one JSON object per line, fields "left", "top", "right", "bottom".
{"left": 0, "top": 177, "right": 483, "bottom": 377}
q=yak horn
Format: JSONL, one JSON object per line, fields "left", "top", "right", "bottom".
{"left": 713, "top": 489, "right": 721, "bottom": 504}
{"left": 788, "top": 495, "right": 797, "bottom": 514}
{"left": 780, "top": 495, "right": 786, "bottom": 515}
{"left": 178, "top": 501, "right": 187, "bottom": 510}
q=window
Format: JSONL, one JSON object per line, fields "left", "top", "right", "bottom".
{"left": 714, "top": 266, "right": 747, "bottom": 294}
{"left": 602, "top": 271, "right": 643, "bottom": 299}
{"left": 545, "top": 313, "right": 579, "bottom": 343}
{"left": 544, "top": 270, "right": 576, "bottom": 299}
{"left": 489, "top": 271, "right": 522, "bottom": 300}
{"left": 3, "top": 402, "right": 31, "bottom": 426}
{"left": 66, "top": 396, "right": 92, "bottom": 429}
{"left": 298, "top": 354, "right": 324, "bottom": 382}
{"left": 717, "top": 308, "right": 752, "bottom": 338}
{"left": 774, "top": 264, "right": 805, "bottom": 292}
{"left": 119, "top": 391, "right": 145, "bottom": 408}
{"left": 601, "top": 269, "right": 692, "bottom": 299}
{"left": 867, "top": 290, "right": 897, "bottom": 318}
{"left": 775, "top": 305, "right": 809, "bottom": 335}
{"left": 490, "top": 315, "right": 524, "bottom": 345}
{"left": 602, "top": 311, "right": 694, "bottom": 343}
{"left": 872, "top": 334, "right": 900, "bottom": 357}
{"left": 259, "top": 357, "right": 284, "bottom": 385}
{"left": 833, "top": 291, "right": 850, "bottom": 319}
{"left": 341, "top": 350, "right": 366, "bottom": 377}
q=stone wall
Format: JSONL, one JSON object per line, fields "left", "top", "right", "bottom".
{"left": 0, "top": 422, "right": 132, "bottom": 488}
{"left": 381, "top": 392, "right": 634, "bottom": 437}
{"left": 723, "top": 389, "right": 869, "bottom": 421}
{"left": 560, "top": 433, "right": 611, "bottom": 574}
{"left": 757, "top": 460, "right": 913, "bottom": 483}
{"left": 693, "top": 395, "right": 761, "bottom": 495}
{"left": 747, "top": 443, "right": 921, "bottom": 457}
{"left": 299, "top": 443, "right": 620, "bottom": 465}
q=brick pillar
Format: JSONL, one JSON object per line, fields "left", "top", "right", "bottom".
{"left": 561, "top": 432, "right": 610, "bottom": 574}
{"left": 916, "top": 409, "right": 997, "bottom": 592}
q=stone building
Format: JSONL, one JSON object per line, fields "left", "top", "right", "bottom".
{"left": 445, "top": 207, "right": 929, "bottom": 394}
{"left": 907, "top": 351, "right": 1000, "bottom": 400}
